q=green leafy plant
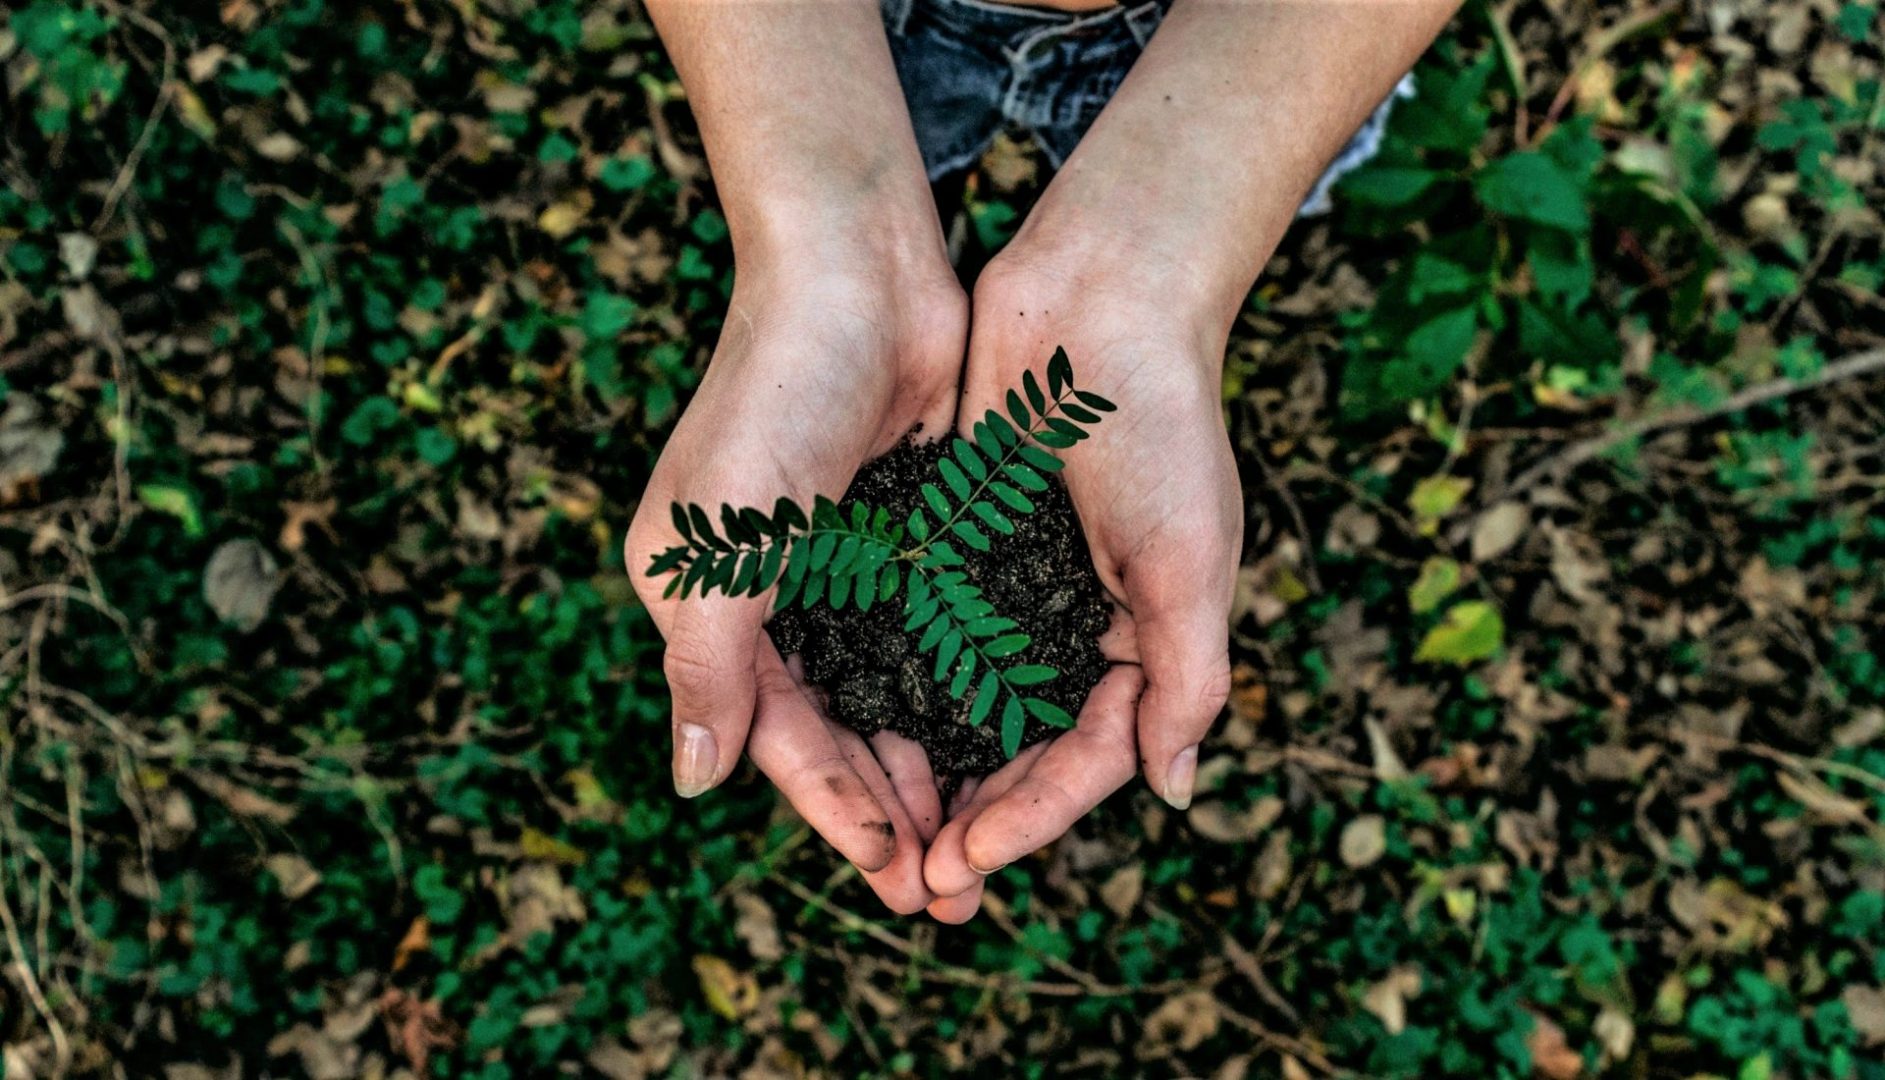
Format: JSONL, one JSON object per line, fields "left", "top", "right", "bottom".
{"left": 644, "top": 347, "right": 1113, "bottom": 756}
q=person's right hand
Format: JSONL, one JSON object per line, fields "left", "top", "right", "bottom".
{"left": 625, "top": 241, "right": 966, "bottom": 914}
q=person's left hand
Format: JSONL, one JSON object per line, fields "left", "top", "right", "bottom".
{"left": 921, "top": 244, "right": 1242, "bottom": 923}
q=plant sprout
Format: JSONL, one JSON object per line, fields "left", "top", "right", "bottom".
{"left": 645, "top": 347, "right": 1115, "bottom": 756}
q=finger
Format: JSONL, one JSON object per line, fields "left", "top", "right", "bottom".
{"left": 835, "top": 727, "right": 935, "bottom": 915}
{"left": 926, "top": 879, "right": 984, "bottom": 924}
{"left": 1130, "top": 581, "right": 1233, "bottom": 812}
{"left": 661, "top": 597, "right": 764, "bottom": 797}
{"left": 922, "top": 741, "right": 1051, "bottom": 899}
{"left": 961, "top": 666, "right": 1144, "bottom": 875}
{"left": 1098, "top": 605, "right": 1140, "bottom": 664}
{"left": 747, "top": 647, "right": 901, "bottom": 874}
{"left": 872, "top": 731, "right": 944, "bottom": 844}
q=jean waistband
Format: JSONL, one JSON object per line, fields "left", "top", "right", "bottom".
{"left": 885, "top": 0, "right": 1169, "bottom": 47}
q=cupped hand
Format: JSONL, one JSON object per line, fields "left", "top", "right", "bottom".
{"left": 626, "top": 250, "right": 966, "bottom": 914}
{"left": 923, "top": 251, "right": 1241, "bottom": 920}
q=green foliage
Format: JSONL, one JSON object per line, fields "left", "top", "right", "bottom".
{"left": 647, "top": 348, "right": 1112, "bottom": 756}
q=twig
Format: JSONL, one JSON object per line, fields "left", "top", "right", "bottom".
{"left": 769, "top": 871, "right": 1200, "bottom": 997}
{"left": 1681, "top": 731, "right": 1885, "bottom": 800}
{"left": 1503, "top": 346, "right": 1885, "bottom": 499}
{"left": 1535, "top": 1, "right": 1684, "bottom": 139}
{"left": 93, "top": 1, "right": 178, "bottom": 233}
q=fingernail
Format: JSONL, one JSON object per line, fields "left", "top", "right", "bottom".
{"left": 968, "top": 857, "right": 1008, "bottom": 876}
{"left": 1163, "top": 744, "right": 1199, "bottom": 811}
{"left": 673, "top": 722, "right": 718, "bottom": 798}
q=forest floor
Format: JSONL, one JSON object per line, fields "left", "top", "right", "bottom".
{"left": 2, "top": 0, "right": 1884, "bottom": 1077}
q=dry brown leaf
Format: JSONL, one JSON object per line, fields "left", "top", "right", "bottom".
{"left": 1361, "top": 967, "right": 1422, "bottom": 1035}
{"left": 1843, "top": 985, "right": 1885, "bottom": 1046}
{"left": 265, "top": 853, "right": 321, "bottom": 900}
{"left": 692, "top": 954, "right": 759, "bottom": 1021}
{"left": 1339, "top": 814, "right": 1388, "bottom": 868}
{"left": 204, "top": 538, "right": 282, "bottom": 632}
{"left": 1526, "top": 1012, "right": 1582, "bottom": 1079}
{"left": 732, "top": 892, "right": 784, "bottom": 963}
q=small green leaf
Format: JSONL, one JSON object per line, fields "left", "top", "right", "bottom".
{"left": 989, "top": 482, "right": 1036, "bottom": 514}
{"left": 828, "top": 569, "right": 852, "bottom": 610}
{"left": 1047, "top": 347, "right": 1073, "bottom": 396}
{"left": 904, "top": 597, "right": 939, "bottom": 632}
{"left": 784, "top": 536, "right": 812, "bottom": 583}
{"left": 952, "top": 520, "right": 991, "bottom": 551}
{"left": 938, "top": 458, "right": 971, "bottom": 500}
{"left": 1415, "top": 600, "right": 1505, "bottom": 665}
{"left": 922, "top": 483, "right": 951, "bottom": 519}
{"left": 970, "top": 669, "right": 1000, "bottom": 726}
{"left": 935, "top": 630, "right": 964, "bottom": 680}
{"left": 1035, "top": 428, "right": 1077, "bottom": 450}
{"left": 1073, "top": 390, "right": 1116, "bottom": 413}
{"left": 1005, "top": 463, "right": 1049, "bottom": 492}
{"left": 987, "top": 411, "right": 1020, "bottom": 446}
{"left": 1006, "top": 665, "right": 1057, "bottom": 686}
{"left": 1023, "top": 370, "right": 1047, "bottom": 415}
{"left": 772, "top": 497, "right": 807, "bottom": 532}
{"left": 730, "top": 550, "right": 759, "bottom": 594}
{"left": 1023, "top": 698, "right": 1074, "bottom": 728}
{"left": 1017, "top": 445, "right": 1064, "bottom": 473}
{"left": 670, "top": 503, "right": 693, "bottom": 540}
{"left": 971, "top": 501, "right": 1014, "bottom": 534}
{"left": 973, "top": 422, "right": 1000, "bottom": 461}
{"left": 878, "top": 562, "right": 899, "bottom": 601}
{"left": 721, "top": 505, "right": 757, "bottom": 545}
{"left": 949, "top": 650, "right": 976, "bottom": 697}
{"left": 984, "top": 633, "right": 1031, "bottom": 658}
{"left": 918, "top": 617, "right": 949, "bottom": 651}
{"left": 1006, "top": 389, "right": 1030, "bottom": 430}
{"left": 688, "top": 505, "right": 722, "bottom": 550}
{"left": 1061, "top": 402, "right": 1100, "bottom": 424}
{"left": 952, "top": 438, "right": 987, "bottom": 481}
{"left": 646, "top": 547, "right": 688, "bottom": 576}
{"left": 908, "top": 507, "right": 931, "bottom": 541}
{"left": 1408, "top": 556, "right": 1462, "bottom": 614}
{"left": 1001, "top": 695, "right": 1025, "bottom": 758}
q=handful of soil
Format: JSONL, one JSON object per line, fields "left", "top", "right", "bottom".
{"left": 767, "top": 438, "right": 1112, "bottom": 777}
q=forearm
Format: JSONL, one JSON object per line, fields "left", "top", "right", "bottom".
{"left": 645, "top": 0, "right": 943, "bottom": 269}
{"left": 1009, "top": 0, "right": 1460, "bottom": 339}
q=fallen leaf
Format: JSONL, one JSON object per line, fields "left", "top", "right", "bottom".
{"left": 1843, "top": 985, "right": 1885, "bottom": 1046}
{"left": 1471, "top": 502, "right": 1529, "bottom": 561}
{"left": 692, "top": 954, "right": 758, "bottom": 1020}
{"left": 204, "top": 538, "right": 282, "bottom": 632}
{"left": 1362, "top": 967, "right": 1422, "bottom": 1035}
{"left": 265, "top": 853, "right": 321, "bottom": 900}
{"left": 1526, "top": 1012, "right": 1582, "bottom": 1079}
{"left": 1409, "top": 556, "right": 1463, "bottom": 614}
{"left": 732, "top": 892, "right": 784, "bottom": 962}
{"left": 1415, "top": 601, "right": 1505, "bottom": 665}
{"left": 1100, "top": 862, "right": 1144, "bottom": 917}
{"left": 1340, "top": 814, "right": 1388, "bottom": 868}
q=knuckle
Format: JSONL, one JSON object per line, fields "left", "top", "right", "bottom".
{"left": 662, "top": 641, "right": 726, "bottom": 703}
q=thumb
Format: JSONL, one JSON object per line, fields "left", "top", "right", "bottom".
{"left": 1131, "top": 579, "right": 1233, "bottom": 812}
{"left": 661, "top": 597, "right": 763, "bottom": 797}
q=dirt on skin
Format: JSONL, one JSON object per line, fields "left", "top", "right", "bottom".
{"left": 767, "top": 437, "right": 1112, "bottom": 778}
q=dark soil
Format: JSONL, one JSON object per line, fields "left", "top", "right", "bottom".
{"left": 767, "top": 438, "right": 1112, "bottom": 778}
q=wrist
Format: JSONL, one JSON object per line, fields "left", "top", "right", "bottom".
{"left": 1000, "top": 190, "right": 1269, "bottom": 351}
{"left": 986, "top": 219, "right": 1247, "bottom": 375}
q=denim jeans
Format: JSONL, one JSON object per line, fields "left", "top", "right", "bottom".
{"left": 881, "top": 0, "right": 1413, "bottom": 216}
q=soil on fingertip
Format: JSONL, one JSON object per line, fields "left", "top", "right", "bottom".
{"left": 766, "top": 437, "right": 1112, "bottom": 778}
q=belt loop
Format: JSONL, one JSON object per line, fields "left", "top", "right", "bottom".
{"left": 1124, "top": 0, "right": 1165, "bottom": 47}
{"left": 882, "top": 0, "right": 914, "bottom": 37}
